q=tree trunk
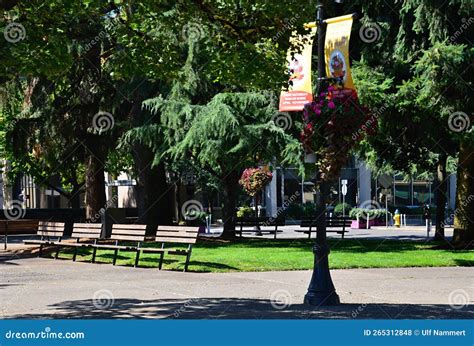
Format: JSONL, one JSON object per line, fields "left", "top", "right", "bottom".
{"left": 129, "top": 90, "right": 173, "bottom": 235}
{"left": 85, "top": 137, "right": 107, "bottom": 219}
{"left": 79, "top": 23, "right": 105, "bottom": 220}
{"left": 69, "top": 184, "right": 82, "bottom": 209}
{"left": 132, "top": 143, "right": 173, "bottom": 235}
{"left": 220, "top": 170, "right": 240, "bottom": 240}
{"left": 453, "top": 141, "right": 474, "bottom": 245}
{"left": 434, "top": 153, "right": 448, "bottom": 241}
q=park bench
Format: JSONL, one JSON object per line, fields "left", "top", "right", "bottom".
{"left": 296, "top": 216, "right": 351, "bottom": 239}
{"left": 23, "top": 221, "right": 66, "bottom": 256}
{"left": 138, "top": 226, "right": 199, "bottom": 272}
{"left": 91, "top": 224, "right": 147, "bottom": 266}
{"left": 53, "top": 223, "right": 102, "bottom": 261}
{"left": 0, "top": 219, "right": 38, "bottom": 250}
{"left": 235, "top": 217, "right": 285, "bottom": 239}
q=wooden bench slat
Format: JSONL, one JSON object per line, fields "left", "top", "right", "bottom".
{"left": 111, "top": 235, "right": 145, "bottom": 241}
{"left": 38, "top": 226, "right": 65, "bottom": 231}
{"left": 155, "top": 237, "right": 197, "bottom": 244}
{"left": 112, "top": 229, "right": 147, "bottom": 236}
{"left": 38, "top": 231, "right": 64, "bottom": 236}
{"left": 38, "top": 222, "right": 65, "bottom": 227}
{"left": 73, "top": 223, "right": 102, "bottom": 229}
{"left": 112, "top": 224, "right": 147, "bottom": 230}
{"left": 71, "top": 232, "right": 102, "bottom": 238}
{"left": 73, "top": 226, "right": 102, "bottom": 231}
{"left": 155, "top": 231, "right": 198, "bottom": 238}
{"left": 72, "top": 229, "right": 102, "bottom": 235}
{"left": 157, "top": 226, "right": 200, "bottom": 232}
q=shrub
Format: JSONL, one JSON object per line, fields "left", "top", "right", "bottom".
{"left": 284, "top": 203, "right": 304, "bottom": 219}
{"left": 349, "top": 208, "right": 391, "bottom": 221}
{"left": 237, "top": 206, "right": 254, "bottom": 218}
{"left": 333, "top": 202, "right": 353, "bottom": 216}
{"left": 184, "top": 210, "right": 208, "bottom": 224}
{"left": 302, "top": 202, "right": 317, "bottom": 218}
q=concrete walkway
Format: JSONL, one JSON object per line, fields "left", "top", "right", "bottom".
{"left": 1, "top": 255, "right": 472, "bottom": 319}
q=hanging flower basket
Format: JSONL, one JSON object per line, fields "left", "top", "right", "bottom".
{"left": 300, "top": 87, "right": 372, "bottom": 181}
{"left": 239, "top": 167, "right": 273, "bottom": 196}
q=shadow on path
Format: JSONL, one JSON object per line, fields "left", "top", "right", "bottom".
{"left": 5, "top": 298, "right": 473, "bottom": 320}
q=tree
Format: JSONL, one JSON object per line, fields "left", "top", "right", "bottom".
{"left": 352, "top": 0, "right": 473, "bottom": 244}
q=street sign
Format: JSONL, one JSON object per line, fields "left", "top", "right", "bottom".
{"left": 378, "top": 174, "right": 393, "bottom": 189}
{"left": 341, "top": 179, "right": 348, "bottom": 196}
{"left": 341, "top": 185, "right": 348, "bottom": 196}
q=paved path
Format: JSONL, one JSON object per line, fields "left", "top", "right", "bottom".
{"left": 204, "top": 225, "right": 454, "bottom": 241}
{"left": 1, "top": 255, "right": 472, "bottom": 319}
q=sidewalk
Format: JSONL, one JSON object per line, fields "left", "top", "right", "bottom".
{"left": 1, "top": 256, "right": 472, "bottom": 319}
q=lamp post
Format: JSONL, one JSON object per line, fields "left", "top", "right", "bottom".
{"left": 304, "top": 1, "right": 341, "bottom": 306}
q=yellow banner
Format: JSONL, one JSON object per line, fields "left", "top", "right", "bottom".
{"left": 324, "top": 15, "right": 355, "bottom": 91}
{"left": 279, "top": 28, "right": 316, "bottom": 112}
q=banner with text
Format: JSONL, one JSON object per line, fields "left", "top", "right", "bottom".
{"left": 279, "top": 28, "right": 316, "bottom": 112}
{"left": 324, "top": 14, "right": 355, "bottom": 91}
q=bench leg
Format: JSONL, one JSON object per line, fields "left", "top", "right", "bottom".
{"left": 274, "top": 227, "right": 277, "bottom": 240}
{"left": 54, "top": 245, "right": 61, "bottom": 260}
{"left": 72, "top": 247, "right": 78, "bottom": 261}
{"left": 112, "top": 249, "right": 119, "bottom": 266}
{"left": 341, "top": 231, "right": 345, "bottom": 239}
{"left": 91, "top": 248, "right": 97, "bottom": 263}
{"left": 38, "top": 244, "right": 43, "bottom": 257}
{"left": 134, "top": 250, "right": 140, "bottom": 268}
{"left": 184, "top": 252, "right": 191, "bottom": 272}
{"left": 158, "top": 252, "right": 165, "bottom": 270}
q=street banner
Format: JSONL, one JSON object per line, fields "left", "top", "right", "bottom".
{"left": 279, "top": 27, "right": 316, "bottom": 112}
{"left": 324, "top": 14, "right": 355, "bottom": 91}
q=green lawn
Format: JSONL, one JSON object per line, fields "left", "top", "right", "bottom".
{"left": 56, "top": 238, "right": 474, "bottom": 273}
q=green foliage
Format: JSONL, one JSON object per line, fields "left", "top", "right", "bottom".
{"left": 185, "top": 210, "right": 208, "bottom": 224}
{"left": 237, "top": 206, "right": 254, "bottom": 218}
{"left": 284, "top": 202, "right": 316, "bottom": 220}
{"left": 349, "top": 208, "right": 391, "bottom": 221}
{"left": 333, "top": 202, "right": 353, "bottom": 217}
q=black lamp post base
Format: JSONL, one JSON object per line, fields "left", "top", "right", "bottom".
{"left": 305, "top": 242, "right": 341, "bottom": 306}
{"left": 304, "top": 291, "right": 340, "bottom": 306}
